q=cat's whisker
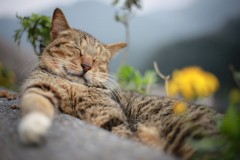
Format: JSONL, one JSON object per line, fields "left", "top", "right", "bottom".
{"left": 92, "top": 72, "right": 118, "bottom": 81}
{"left": 94, "top": 75, "right": 123, "bottom": 104}
{"left": 106, "top": 84, "right": 126, "bottom": 104}
{"left": 92, "top": 72, "right": 126, "bottom": 92}
{"left": 92, "top": 77, "right": 119, "bottom": 102}
{"left": 98, "top": 75, "right": 122, "bottom": 92}
{"left": 25, "top": 56, "right": 40, "bottom": 66}
{"left": 51, "top": 56, "right": 77, "bottom": 69}
{"left": 95, "top": 72, "right": 119, "bottom": 80}
{"left": 91, "top": 77, "right": 115, "bottom": 100}
{"left": 51, "top": 55, "right": 73, "bottom": 65}
{"left": 30, "top": 38, "right": 48, "bottom": 47}
{"left": 90, "top": 71, "right": 93, "bottom": 86}
{"left": 103, "top": 78, "right": 128, "bottom": 103}
{"left": 20, "top": 62, "right": 41, "bottom": 77}
{"left": 102, "top": 84, "right": 120, "bottom": 103}
{"left": 44, "top": 57, "right": 84, "bottom": 79}
{"left": 55, "top": 69, "right": 65, "bottom": 77}
{"left": 95, "top": 73, "right": 125, "bottom": 93}
{"left": 41, "top": 58, "right": 66, "bottom": 77}
{"left": 46, "top": 58, "right": 79, "bottom": 74}
{"left": 95, "top": 72, "right": 129, "bottom": 92}
{"left": 102, "top": 81, "right": 123, "bottom": 104}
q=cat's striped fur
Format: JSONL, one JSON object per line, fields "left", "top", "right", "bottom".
{"left": 18, "top": 8, "right": 221, "bottom": 159}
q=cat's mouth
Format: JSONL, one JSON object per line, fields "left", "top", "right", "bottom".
{"left": 62, "top": 65, "right": 87, "bottom": 82}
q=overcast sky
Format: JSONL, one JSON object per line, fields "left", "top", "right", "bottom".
{"left": 0, "top": 0, "right": 199, "bottom": 18}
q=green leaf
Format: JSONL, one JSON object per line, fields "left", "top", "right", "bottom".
{"left": 13, "top": 13, "right": 51, "bottom": 57}
{"left": 221, "top": 105, "right": 240, "bottom": 139}
{"left": 112, "top": 0, "right": 119, "bottom": 5}
{"left": 133, "top": 71, "right": 141, "bottom": 86}
{"left": 117, "top": 65, "right": 157, "bottom": 94}
{"left": 142, "top": 70, "right": 158, "bottom": 85}
{"left": 235, "top": 72, "right": 240, "bottom": 80}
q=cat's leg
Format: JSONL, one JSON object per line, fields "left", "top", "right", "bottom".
{"left": 121, "top": 91, "right": 222, "bottom": 159}
{"left": 111, "top": 124, "right": 139, "bottom": 141}
{"left": 120, "top": 91, "right": 170, "bottom": 148}
{"left": 18, "top": 88, "right": 57, "bottom": 144}
{"left": 77, "top": 104, "right": 139, "bottom": 141}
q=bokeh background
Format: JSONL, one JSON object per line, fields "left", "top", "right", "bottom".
{"left": 0, "top": 0, "right": 240, "bottom": 112}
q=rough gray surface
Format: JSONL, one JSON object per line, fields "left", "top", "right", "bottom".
{"left": 0, "top": 88, "right": 178, "bottom": 160}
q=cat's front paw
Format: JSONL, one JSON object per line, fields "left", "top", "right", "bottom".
{"left": 18, "top": 112, "right": 51, "bottom": 145}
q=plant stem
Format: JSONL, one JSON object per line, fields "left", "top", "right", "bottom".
{"left": 229, "top": 64, "right": 240, "bottom": 89}
{"left": 153, "top": 61, "right": 170, "bottom": 96}
{"left": 146, "top": 75, "right": 152, "bottom": 94}
{"left": 121, "top": 21, "right": 130, "bottom": 67}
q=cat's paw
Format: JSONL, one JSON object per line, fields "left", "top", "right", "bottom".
{"left": 18, "top": 112, "right": 51, "bottom": 145}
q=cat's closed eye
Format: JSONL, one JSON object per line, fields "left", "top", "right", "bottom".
{"left": 55, "top": 42, "right": 67, "bottom": 48}
{"left": 74, "top": 44, "right": 82, "bottom": 56}
{"left": 94, "top": 58, "right": 106, "bottom": 64}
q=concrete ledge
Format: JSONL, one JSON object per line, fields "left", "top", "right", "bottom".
{"left": 0, "top": 87, "right": 178, "bottom": 160}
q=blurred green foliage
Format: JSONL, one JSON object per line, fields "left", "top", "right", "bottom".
{"left": 117, "top": 66, "right": 157, "bottom": 94}
{"left": 0, "top": 62, "right": 17, "bottom": 91}
{"left": 189, "top": 74, "right": 240, "bottom": 160}
{"left": 112, "top": 0, "right": 141, "bottom": 11}
{"left": 235, "top": 72, "right": 240, "bottom": 80}
{"left": 13, "top": 13, "right": 51, "bottom": 57}
{"left": 189, "top": 105, "right": 240, "bottom": 160}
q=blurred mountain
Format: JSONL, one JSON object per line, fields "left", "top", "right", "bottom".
{"left": 0, "top": 0, "right": 240, "bottom": 73}
{"left": 145, "top": 17, "right": 240, "bottom": 97}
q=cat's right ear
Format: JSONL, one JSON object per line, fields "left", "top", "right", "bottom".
{"left": 105, "top": 42, "right": 127, "bottom": 58}
{"left": 50, "top": 8, "right": 72, "bottom": 41}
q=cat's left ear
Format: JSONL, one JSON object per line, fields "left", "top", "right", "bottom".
{"left": 50, "top": 8, "right": 72, "bottom": 41}
{"left": 105, "top": 42, "right": 127, "bottom": 58}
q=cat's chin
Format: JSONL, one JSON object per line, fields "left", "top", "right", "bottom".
{"left": 65, "top": 75, "right": 101, "bottom": 88}
{"left": 66, "top": 76, "right": 87, "bottom": 85}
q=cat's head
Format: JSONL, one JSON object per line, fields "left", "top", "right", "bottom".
{"left": 40, "top": 8, "right": 126, "bottom": 87}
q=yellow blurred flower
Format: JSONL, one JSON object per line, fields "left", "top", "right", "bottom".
{"left": 1, "top": 77, "right": 8, "bottom": 88}
{"left": 0, "top": 61, "right": 17, "bottom": 90}
{"left": 169, "top": 66, "right": 220, "bottom": 101}
{"left": 173, "top": 101, "right": 188, "bottom": 114}
{"left": 229, "top": 88, "right": 240, "bottom": 104}
{"left": 8, "top": 71, "right": 16, "bottom": 84}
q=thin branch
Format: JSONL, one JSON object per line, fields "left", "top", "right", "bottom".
{"left": 229, "top": 64, "right": 240, "bottom": 89}
{"left": 146, "top": 75, "right": 152, "bottom": 94}
{"left": 137, "top": 84, "right": 142, "bottom": 93}
{"left": 153, "top": 61, "right": 170, "bottom": 96}
{"left": 121, "top": 21, "right": 130, "bottom": 67}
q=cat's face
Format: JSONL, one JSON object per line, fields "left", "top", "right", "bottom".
{"left": 40, "top": 8, "right": 126, "bottom": 87}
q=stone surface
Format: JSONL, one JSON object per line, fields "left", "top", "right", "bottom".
{"left": 0, "top": 87, "right": 178, "bottom": 160}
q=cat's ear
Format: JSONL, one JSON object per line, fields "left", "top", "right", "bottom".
{"left": 105, "top": 42, "right": 127, "bottom": 58}
{"left": 50, "top": 8, "right": 72, "bottom": 41}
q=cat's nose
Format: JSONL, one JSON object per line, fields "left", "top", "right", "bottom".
{"left": 81, "top": 63, "right": 91, "bottom": 72}
{"left": 81, "top": 56, "right": 93, "bottom": 73}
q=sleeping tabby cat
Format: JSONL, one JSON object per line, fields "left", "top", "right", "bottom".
{"left": 18, "top": 8, "right": 221, "bottom": 159}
